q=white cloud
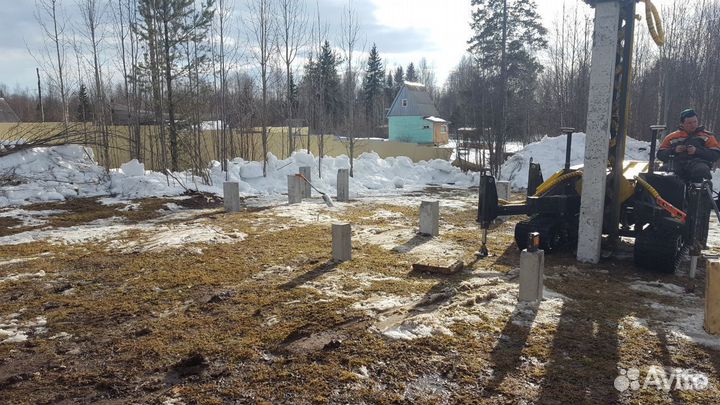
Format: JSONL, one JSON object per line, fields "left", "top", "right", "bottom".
{"left": 369, "top": 0, "right": 472, "bottom": 85}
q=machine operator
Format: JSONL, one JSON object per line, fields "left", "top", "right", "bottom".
{"left": 657, "top": 108, "right": 720, "bottom": 182}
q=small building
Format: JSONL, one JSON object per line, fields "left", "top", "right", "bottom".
{"left": 110, "top": 103, "right": 159, "bottom": 125}
{"left": 386, "top": 82, "right": 448, "bottom": 145}
{"left": 0, "top": 98, "right": 20, "bottom": 123}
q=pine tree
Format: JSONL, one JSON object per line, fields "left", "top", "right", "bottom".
{"left": 362, "top": 43, "right": 383, "bottom": 122}
{"left": 135, "top": 0, "right": 215, "bottom": 171}
{"left": 76, "top": 84, "right": 91, "bottom": 122}
{"left": 288, "top": 71, "right": 299, "bottom": 117}
{"left": 468, "top": 0, "right": 546, "bottom": 78}
{"left": 468, "top": 0, "right": 546, "bottom": 173}
{"left": 304, "top": 40, "right": 343, "bottom": 131}
{"left": 406, "top": 62, "right": 418, "bottom": 82}
{"left": 384, "top": 71, "right": 394, "bottom": 107}
{"left": 393, "top": 66, "right": 404, "bottom": 89}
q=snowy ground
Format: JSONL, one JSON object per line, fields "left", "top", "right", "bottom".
{"left": 0, "top": 187, "right": 718, "bottom": 404}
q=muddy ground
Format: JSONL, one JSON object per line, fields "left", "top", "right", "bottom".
{"left": 0, "top": 188, "right": 719, "bottom": 405}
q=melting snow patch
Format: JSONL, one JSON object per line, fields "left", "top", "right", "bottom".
{"left": 164, "top": 202, "right": 182, "bottom": 211}
{"left": 0, "top": 208, "right": 64, "bottom": 228}
{"left": 0, "top": 270, "right": 46, "bottom": 283}
{"left": 0, "top": 217, "right": 152, "bottom": 246}
{"left": 382, "top": 316, "right": 453, "bottom": 340}
{"left": 498, "top": 132, "right": 719, "bottom": 191}
{"left": 619, "top": 315, "right": 650, "bottom": 332}
{"left": 117, "top": 224, "right": 246, "bottom": 252}
{"left": 352, "top": 294, "right": 418, "bottom": 313}
{"left": 371, "top": 210, "right": 406, "bottom": 221}
{"left": 629, "top": 280, "right": 686, "bottom": 297}
{"left": 640, "top": 298, "right": 718, "bottom": 350}
{"left": 667, "top": 313, "right": 720, "bottom": 351}
{"left": 0, "top": 314, "right": 47, "bottom": 344}
{"left": 49, "top": 332, "right": 72, "bottom": 340}
{"left": 0, "top": 209, "right": 238, "bottom": 250}
{"left": 0, "top": 256, "right": 43, "bottom": 267}
{"left": 270, "top": 201, "right": 346, "bottom": 224}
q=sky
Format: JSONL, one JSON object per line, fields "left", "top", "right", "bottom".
{"left": 0, "top": 0, "right": 674, "bottom": 93}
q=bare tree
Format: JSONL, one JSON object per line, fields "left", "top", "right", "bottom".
{"left": 113, "top": 0, "right": 142, "bottom": 161}
{"left": 278, "top": 0, "right": 307, "bottom": 157}
{"left": 247, "top": 0, "right": 275, "bottom": 176}
{"left": 218, "top": 0, "right": 228, "bottom": 175}
{"left": 339, "top": 0, "right": 360, "bottom": 176}
{"left": 34, "top": 0, "right": 70, "bottom": 132}
{"left": 79, "top": 0, "right": 111, "bottom": 166}
{"left": 417, "top": 57, "right": 436, "bottom": 97}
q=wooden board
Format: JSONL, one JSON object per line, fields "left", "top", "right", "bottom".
{"left": 706, "top": 259, "right": 720, "bottom": 335}
{"left": 412, "top": 259, "right": 464, "bottom": 275}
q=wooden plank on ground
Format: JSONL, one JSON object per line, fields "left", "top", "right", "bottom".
{"left": 412, "top": 259, "right": 464, "bottom": 275}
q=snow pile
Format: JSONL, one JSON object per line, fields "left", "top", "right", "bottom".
{"left": 0, "top": 145, "right": 108, "bottom": 205}
{"left": 214, "top": 151, "right": 477, "bottom": 197}
{"left": 0, "top": 144, "right": 478, "bottom": 207}
{"left": 499, "top": 132, "right": 720, "bottom": 190}
{"left": 120, "top": 159, "right": 145, "bottom": 177}
{"left": 498, "top": 133, "right": 652, "bottom": 190}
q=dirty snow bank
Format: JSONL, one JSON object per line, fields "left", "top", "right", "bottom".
{"left": 0, "top": 145, "right": 478, "bottom": 207}
{"left": 498, "top": 133, "right": 654, "bottom": 190}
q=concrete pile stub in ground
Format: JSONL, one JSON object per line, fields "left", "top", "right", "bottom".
{"left": 519, "top": 249, "right": 544, "bottom": 302}
{"left": 337, "top": 169, "right": 350, "bottom": 202}
{"left": 223, "top": 182, "right": 241, "bottom": 212}
{"left": 287, "top": 175, "right": 303, "bottom": 204}
{"left": 496, "top": 180, "right": 511, "bottom": 200}
{"left": 332, "top": 223, "right": 352, "bottom": 262}
{"left": 419, "top": 200, "right": 439, "bottom": 237}
{"left": 299, "top": 166, "right": 312, "bottom": 198}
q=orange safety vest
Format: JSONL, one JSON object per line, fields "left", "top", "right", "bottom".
{"left": 659, "top": 128, "right": 720, "bottom": 152}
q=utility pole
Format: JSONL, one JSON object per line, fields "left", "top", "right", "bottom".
{"left": 36, "top": 68, "right": 45, "bottom": 122}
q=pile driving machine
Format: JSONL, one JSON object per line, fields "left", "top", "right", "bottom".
{"left": 476, "top": 0, "right": 720, "bottom": 274}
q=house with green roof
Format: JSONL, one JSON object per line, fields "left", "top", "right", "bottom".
{"left": 386, "top": 82, "right": 448, "bottom": 145}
